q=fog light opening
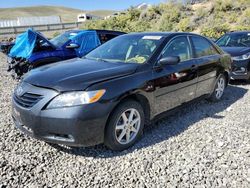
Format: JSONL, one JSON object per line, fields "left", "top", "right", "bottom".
{"left": 21, "top": 124, "right": 33, "bottom": 133}
{"left": 233, "top": 67, "right": 247, "bottom": 75}
{"left": 46, "top": 133, "right": 75, "bottom": 142}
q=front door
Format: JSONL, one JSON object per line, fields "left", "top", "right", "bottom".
{"left": 153, "top": 36, "right": 198, "bottom": 115}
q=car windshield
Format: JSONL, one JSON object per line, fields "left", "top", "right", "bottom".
{"left": 85, "top": 34, "right": 164, "bottom": 64}
{"left": 50, "top": 32, "right": 79, "bottom": 47}
{"left": 216, "top": 33, "right": 250, "bottom": 47}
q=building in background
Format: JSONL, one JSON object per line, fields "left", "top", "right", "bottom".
{"left": 77, "top": 13, "right": 102, "bottom": 22}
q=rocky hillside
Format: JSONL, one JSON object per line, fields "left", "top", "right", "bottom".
{"left": 83, "top": 0, "right": 250, "bottom": 38}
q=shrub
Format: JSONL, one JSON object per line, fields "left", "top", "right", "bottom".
{"left": 81, "top": 0, "right": 249, "bottom": 37}
{"left": 200, "top": 22, "right": 230, "bottom": 38}
{"left": 214, "top": 0, "right": 234, "bottom": 12}
{"left": 176, "top": 18, "right": 193, "bottom": 32}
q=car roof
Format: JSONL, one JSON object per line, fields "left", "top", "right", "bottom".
{"left": 226, "top": 31, "right": 250, "bottom": 35}
{"left": 126, "top": 32, "right": 204, "bottom": 38}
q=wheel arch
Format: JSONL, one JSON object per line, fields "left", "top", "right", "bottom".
{"left": 223, "top": 70, "right": 229, "bottom": 87}
{"left": 105, "top": 93, "right": 151, "bottom": 133}
{"left": 217, "top": 65, "right": 230, "bottom": 87}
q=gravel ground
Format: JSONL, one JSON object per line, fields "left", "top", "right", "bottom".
{"left": 0, "top": 53, "right": 249, "bottom": 188}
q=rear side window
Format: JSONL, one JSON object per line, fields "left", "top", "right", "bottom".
{"left": 191, "top": 36, "right": 219, "bottom": 58}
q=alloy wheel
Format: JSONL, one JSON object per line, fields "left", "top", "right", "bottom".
{"left": 215, "top": 77, "right": 225, "bottom": 99}
{"left": 115, "top": 108, "right": 141, "bottom": 145}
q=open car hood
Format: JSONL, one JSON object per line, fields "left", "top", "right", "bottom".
{"left": 9, "top": 29, "right": 56, "bottom": 59}
{"left": 23, "top": 58, "right": 138, "bottom": 92}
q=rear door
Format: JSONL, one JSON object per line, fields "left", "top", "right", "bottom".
{"left": 153, "top": 36, "right": 198, "bottom": 115}
{"left": 189, "top": 36, "right": 221, "bottom": 97}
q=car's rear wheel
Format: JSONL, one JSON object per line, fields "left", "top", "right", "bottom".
{"left": 104, "top": 100, "right": 145, "bottom": 151}
{"left": 208, "top": 74, "right": 226, "bottom": 102}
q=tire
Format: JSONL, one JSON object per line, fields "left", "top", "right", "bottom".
{"left": 247, "top": 73, "right": 250, "bottom": 83}
{"left": 208, "top": 74, "right": 226, "bottom": 102}
{"left": 104, "top": 100, "right": 145, "bottom": 151}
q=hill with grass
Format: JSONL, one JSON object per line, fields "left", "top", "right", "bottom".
{"left": 0, "top": 6, "right": 116, "bottom": 23}
{"left": 82, "top": 0, "right": 250, "bottom": 38}
{"left": 88, "top": 10, "right": 117, "bottom": 17}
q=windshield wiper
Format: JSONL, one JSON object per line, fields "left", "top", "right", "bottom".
{"left": 96, "top": 58, "right": 109, "bottom": 62}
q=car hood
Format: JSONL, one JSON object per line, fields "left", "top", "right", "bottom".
{"left": 23, "top": 58, "right": 138, "bottom": 91}
{"left": 221, "top": 47, "right": 250, "bottom": 57}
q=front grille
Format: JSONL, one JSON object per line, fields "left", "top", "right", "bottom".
{"left": 14, "top": 93, "right": 43, "bottom": 108}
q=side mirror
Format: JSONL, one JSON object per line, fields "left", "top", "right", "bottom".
{"left": 158, "top": 56, "right": 180, "bottom": 66}
{"left": 66, "top": 43, "right": 79, "bottom": 49}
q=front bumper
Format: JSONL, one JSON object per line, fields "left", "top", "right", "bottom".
{"left": 12, "top": 82, "right": 115, "bottom": 147}
{"left": 230, "top": 59, "right": 250, "bottom": 80}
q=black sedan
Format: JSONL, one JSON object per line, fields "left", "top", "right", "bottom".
{"left": 216, "top": 31, "right": 250, "bottom": 80}
{"left": 12, "top": 32, "right": 231, "bottom": 151}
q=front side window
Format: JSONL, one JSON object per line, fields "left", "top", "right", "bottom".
{"left": 162, "top": 36, "right": 191, "bottom": 62}
{"left": 85, "top": 35, "right": 164, "bottom": 64}
{"left": 191, "top": 36, "right": 219, "bottom": 58}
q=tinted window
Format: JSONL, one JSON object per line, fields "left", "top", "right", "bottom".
{"left": 191, "top": 36, "right": 218, "bottom": 58}
{"left": 99, "top": 34, "right": 118, "bottom": 44}
{"left": 162, "top": 36, "right": 191, "bottom": 62}
{"left": 216, "top": 33, "right": 250, "bottom": 47}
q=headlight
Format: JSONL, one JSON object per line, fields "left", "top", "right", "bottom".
{"left": 232, "top": 52, "right": 250, "bottom": 61}
{"left": 47, "top": 90, "right": 106, "bottom": 109}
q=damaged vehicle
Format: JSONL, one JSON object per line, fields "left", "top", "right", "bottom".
{"left": 7, "top": 29, "right": 125, "bottom": 78}
{"left": 216, "top": 31, "right": 250, "bottom": 81}
{"left": 0, "top": 41, "right": 15, "bottom": 55}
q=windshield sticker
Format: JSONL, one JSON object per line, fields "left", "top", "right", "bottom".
{"left": 248, "top": 33, "right": 250, "bottom": 36}
{"left": 142, "top": 36, "right": 162, "bottom": 40}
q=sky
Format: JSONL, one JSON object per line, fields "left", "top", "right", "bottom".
{"left": 0, "top": 0, "right": 164, "bottom": 10}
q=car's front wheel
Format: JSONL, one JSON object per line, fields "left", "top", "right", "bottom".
{"left": 209, "top": 74, "right": 226, "bottom": 102}
{"left": 104, "top": 100, "right": 145, "bottom": 151}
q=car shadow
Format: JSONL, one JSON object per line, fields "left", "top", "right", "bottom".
{"left": 230, "top": 79, "right": 250, "bottom": 86}
{"left": 49, "top": 85, "right": 248, "bottom": 158}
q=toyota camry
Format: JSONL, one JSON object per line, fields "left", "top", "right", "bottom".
{"left": 12, "top": 32, "right": 231, "bottom": 151}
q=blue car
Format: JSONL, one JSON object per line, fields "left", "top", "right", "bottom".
{"left": 0, "top": 41, "right": 15, "bottom": 55}
{"left": 7, "top": 29, "right": 125, "bottom": 78}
